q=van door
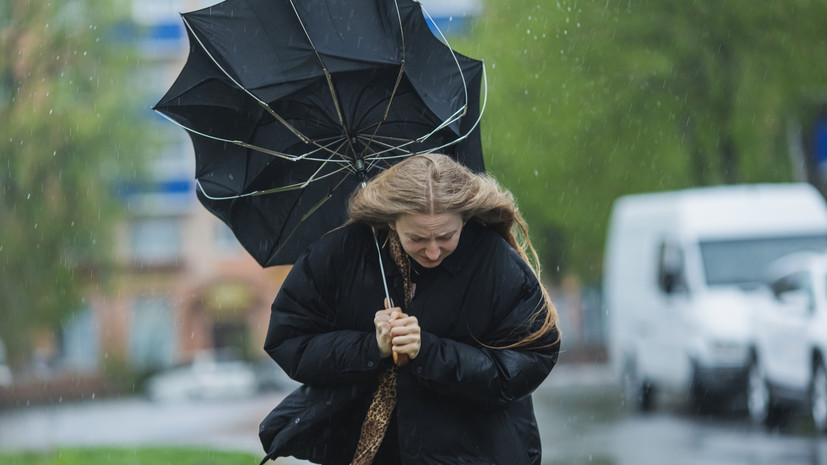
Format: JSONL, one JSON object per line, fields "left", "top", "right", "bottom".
{"left": 647, "top": 240, "right": 692, "bottom": 389}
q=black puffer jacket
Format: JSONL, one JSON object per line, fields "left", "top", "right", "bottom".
{"left": 260, "top": 221, "right": 560, "bottom": 465}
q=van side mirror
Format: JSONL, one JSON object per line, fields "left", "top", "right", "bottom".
{"left": 657, "top": 241, "right": 686, "bottom": 295}
{"left": 659, "top": 267, "right": 684, "bottom": 294}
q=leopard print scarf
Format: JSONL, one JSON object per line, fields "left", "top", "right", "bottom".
{"left": 349, "top": 230, "right": 412, "bottom": 465}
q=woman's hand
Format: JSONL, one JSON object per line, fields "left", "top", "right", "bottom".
{"left": 374, "top": 308, "right": 398, "bottom": 359}
{"left": 390, "top": 311, "right": 421, "bottom": 361}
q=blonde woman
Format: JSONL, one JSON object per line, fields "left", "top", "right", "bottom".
{"left": 260, "top": 153, "right": 560, "bottom": 465}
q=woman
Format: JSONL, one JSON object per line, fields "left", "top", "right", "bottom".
{"left": 260, "top": 153, "right": 560, "bottom": 465}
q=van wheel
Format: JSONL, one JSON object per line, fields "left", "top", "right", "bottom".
{"left": 747, "top": 358, "right": 786, "bottom": 428}
{"left": 623, "top": 361, "right": 655, "bottom": 412}
{"left": 811, "top": 361, "right": 827, "bottom": 433}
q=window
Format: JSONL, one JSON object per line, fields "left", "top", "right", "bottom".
{"left": 129, "top": 296, "right": 176, "bottom": 370}
{"left": 215, "top": 222, "right": 242, "bottom": 254}
{"left": 130, "top": 217, "right": 182, "bottom": 265}
{"left": 61, "top": 307, "right": 99, "bottom": 372}
{"left": 700, "top": 235, "right": 827, "bottom": 287}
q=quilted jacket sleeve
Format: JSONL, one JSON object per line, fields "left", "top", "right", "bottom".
{"left": 263, "top": 230, "right": 386, "bottom": 387}
{"left": 408, "top": 255, "right": 560, "bottom": 411}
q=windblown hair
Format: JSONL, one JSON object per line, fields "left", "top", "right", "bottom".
{"left": 348, "top": 153, "right": 559, "bottom": 348}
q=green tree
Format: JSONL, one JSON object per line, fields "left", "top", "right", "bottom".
{"left": 0, "top": 1, "right": 150, "bottom": 366}
{"left": 456, "top": 0, "right": 827, "bottom": 281}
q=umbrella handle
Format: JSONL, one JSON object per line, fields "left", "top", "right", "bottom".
{"left": 374, "top": 227, "right": 408, "bottom": 366}
{"left": 384, "top": 298, "right": 410, "bottom": 367}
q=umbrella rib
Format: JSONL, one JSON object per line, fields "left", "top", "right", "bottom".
{"left": 419, "top": 4, "right": 470, "bottom": 120}
{"left": 357, "top": 61, "right": 406, "bottom": 159}
{"left": 180, "top": 15, "right": 351, "bottom": 162}
{"left": 153, "top": 110, "right": 350, "bottom": 164}
{"left": 356, "top": 134, "right": 415, "bottom": 153}
{"left": 358, "top": 134, "right": 417, "bottom": 143}
{"left": 287, "top": 0, "right": 360, "bottom": 161}
{"left": 271, "top": 169, "right": 352, "bottom": 261}
{"left": 358, "top": 136, "right": 416, "bottom": 161}
{"left": 358, "top": 1, "right": 407, "bottom": 159}
{"left": 363, "top": 146, "right": 408, "bottom": 173}
{"left": 360, "top": 3, "right": 482, "bottom": 157}
{"left": 199, "top": 141, "right": 352, "bottom": 201}
{"left": 419, "top": 64, "right": 489, "bottom": 154}
{"left": 196, "top": 162, "right": 352, "bottom": 201}
{"left": 362, "top": 64, "right": 489, "bottom": 162}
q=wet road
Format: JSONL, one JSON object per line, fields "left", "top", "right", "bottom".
{"left": 1, "top": 364, "right": 826, "bottom": 464}
{"left": 537, "top": 365, "right": 827, "bottom": 465}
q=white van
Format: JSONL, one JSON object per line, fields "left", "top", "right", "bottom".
{"left": 603, "top": 183, "right": 827, "bottom": 411}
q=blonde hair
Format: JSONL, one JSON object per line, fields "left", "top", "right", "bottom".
{"left": 348, "top": 153, "right": 559, "bottom": 348}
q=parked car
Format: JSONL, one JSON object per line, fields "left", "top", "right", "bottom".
{"left": 748, "top": 252, "right": 827, "bottom": 432}
{"left": 604, "top": 183, "right": 827, "bottom": 412}
{"left": 145, "top": 349, "right": 258, "bottom": 401}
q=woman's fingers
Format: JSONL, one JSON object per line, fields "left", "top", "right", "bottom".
{"left": 390, "top": 315, "right": 420, "bottom": 359}
{"left": 374, "top": 308, "right": 401, "bottom": 359}
{"left": 389, "top": 316, "right": 417, "bottom": 332}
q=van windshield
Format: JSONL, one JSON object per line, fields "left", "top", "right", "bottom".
{"left": 700, "top": 235, "right": 827, "bottom": 286}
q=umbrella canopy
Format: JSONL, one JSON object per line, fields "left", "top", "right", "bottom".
{"left": 154, "top": 0, "right": 486, "bottom": 266}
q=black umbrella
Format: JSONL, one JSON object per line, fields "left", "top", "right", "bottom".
{"left": 153, "top": 0, "right": 486, "bottom": 267}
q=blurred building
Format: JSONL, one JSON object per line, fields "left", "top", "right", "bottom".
{"left": 56, "top": 0, "right": 286, "bottom": 376}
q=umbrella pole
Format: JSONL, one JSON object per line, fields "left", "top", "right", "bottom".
{"left": 371, "top": 226, "right": 393, "bottom": 308}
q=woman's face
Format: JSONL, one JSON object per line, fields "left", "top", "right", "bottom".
{"left": 392, "top": 213, "right": 464, "bottom": 268}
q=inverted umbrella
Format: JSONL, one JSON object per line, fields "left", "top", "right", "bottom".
{"left": 153, "top": 0, "right": 486, "bottom": 266}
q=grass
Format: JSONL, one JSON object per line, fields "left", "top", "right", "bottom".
{"left": 0, "top": 447, "right": 263, "bottom": 465}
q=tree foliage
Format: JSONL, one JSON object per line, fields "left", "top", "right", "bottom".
{"left": 0, "top": 1, "right": 151, "bottom": 365}
{"left": 455, "top": 0, "right": 827, "bottom": 281}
